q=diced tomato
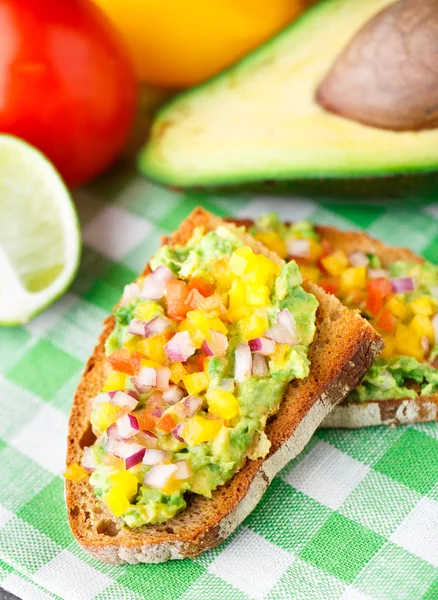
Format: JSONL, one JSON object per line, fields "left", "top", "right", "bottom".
{"left": 196, "top": 353, "right": 206, "bottom": 371}
{"left": 319, "top": 279, "right": 339, "bottom": 295}
{"left": 188, "top": 277, "right": 215, "bottom": 297}
{"left": 185, "top": 288, "right": 205, "bottom": 310}
{"left": 134, "top": 408, "right": 157, "bottom": 431}
{"left": 147, "top": 391, "right": 166, "bottom": 411}
{"left": 107, "top": 348, "right": 136, "bottom": 375}
{"left": 376, "top": 308, "right": 397, "bottom": 333}
{"left": 366, "top": 278, "right": 393, "bottom": 318}
{"left": 156, "top": 413, "right": 176, "bottom": 433}
{"left": 320, "top": 238, "right": 334, "bottom": 258}
{"left": 165, "top": 280, "right": 191, "bottom": 321}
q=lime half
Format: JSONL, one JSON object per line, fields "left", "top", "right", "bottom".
{"left": 0, "top": 135, "right": 80, "bottom": 325}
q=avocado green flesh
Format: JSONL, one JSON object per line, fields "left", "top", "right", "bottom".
{"left": 90, "top": 227, "right": 318, "bottom": 526}
{"left": 253, "top": 215, "right": 438, "bottom": 402}
{"left": 139, "top": 0, "right": 438, "bottom": 188}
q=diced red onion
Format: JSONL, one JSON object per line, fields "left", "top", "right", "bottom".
{"left": 106, "top": 423, "right": 122, "bottom": 440}
{"left": 132, "top": 430, "right": 158, "bottom": 448}
{"left": 105, "top": 440, "right": 145, "bottom": 469}
{"left": 93, "top": 392, "right": 110, "bottom": 405}
{"left": 235, "top": 344, "right": 252, "bottom": 382}
{"left": 432, "top": 313, "right": 438, "bottom": 343}
{"left": 174, "top": 460, "right": 191, "bottom": 480}
{"left": 142, "top": 449, "right": 167, "bottom": 466}
{"left": 141, "top": 266, "right": 174, "bottom": 301}
{"left": 163, "top": 385, "right": 185, "bottom": 405}
{"left": 122, "top": 282, "right": 141, "bottom": 304}
{"left": 171, "top": 424, "right": 185, "bottom": 442}
{"left": 421, "top": 336, "right": 430, "bottom": 353}
{"left": 183, "top": 395, "right": 203, "bottom": 417}
{"left": 391, "top": 277, "right": 415, "bottom": 294}
{"left": 186, "top": 288, "right": 204, "bottom": 308}
{"left": 108, "top": 391, "right": 138, "bottom": 411}
{"left": 164, "top": 331, "right": 196, "bottom": 362}
{"left": 368, "top": 268, "right": 390, "bottom": 280}
{"left": 248, "top": 337, "right": 275, "bottom": 355}
{"left": 145, "top": 315, "right": 172, "bottom": 337}
{"left": 218, "top": 379, "right": 235, "bottom": 393}
{"left": 349, "top": 251, "right": 369, "bottom": 267}
{"left": 127, "top": 318, "right": 148, "bottom": 337}
{"left": 156, "top": 367, "right": 170, "bottom": 391}
{"left": 116, "top": 413, "right": 139, "bottom": 439}
{"left": 132, "top": 367, "right": 157, "bottom": 395}
{"left": 286, "top": 238, "right": 310, "bottom": 258}
{"left": 145, "top": 464, "right": 178, "bottom": 489}
{"left": 266, "top": 309, "right": 298, "bottom": 346}
{"left": 81, "top": 447, "right": 97, "bottom": 472}
{"left": 252, "top": 354, "right": 269, "bottom": 376}
{"left": 151, "top": 408, "right": 164, "bottom": 418}
{"left": 201, "top": 330, "right": 229, "bottom": 358}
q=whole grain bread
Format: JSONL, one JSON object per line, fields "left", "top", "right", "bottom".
{"left": 66, "top": 208, "right": 382, "bottom": 564}
{"left": 232, "top": 218, "right": 438, "bottom": 428}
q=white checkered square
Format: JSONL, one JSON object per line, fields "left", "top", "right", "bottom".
{"left": 284, "top": 441, "right": 370, "bottom": 510}
{"left": 2, "top": 573, "right": 55, "bottom": 600}
{"left": 82, "top": 204, "right": 152, "bottom": 260}
{"left": 0, "top": 377, "right": 42, "bottom": 441}
{"left": 0, "top": 505, "right": 14, "bottom": 528}
{"left": 238, "top": 197, "right": 317, "bottom": 221}
{"left": 9, "top": 404, "right": 68, "bottom": 475}
{"left": 390, "top": 497, "right": 438, "bottom": 567}
{"left": 339, "top": 588, "right": 374, "bottom": 600}
{"left": 35, "top": 550, "right": 112, "bottom": 600}
{"left": 209, "top": 527, "right": 293, "bottom": 600}
{"left": 25, "top": 293, "right": 78, "bottom": 337}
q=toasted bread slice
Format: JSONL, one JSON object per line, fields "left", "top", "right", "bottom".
{"left": 66, "top": 208, "right": 382, "bottom": 564}
{"left": 232, "top": 218, "right": 438, "bottom": 429}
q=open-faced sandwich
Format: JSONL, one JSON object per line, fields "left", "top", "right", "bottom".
{"left": 65, "top": 208, "right": 381, "bottom": 563}
{"left": 240, "top": 213, "right": 438, "bottom": 428}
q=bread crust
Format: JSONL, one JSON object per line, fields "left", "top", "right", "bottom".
{"left": 232, "top": 217, "right": 438, "bottom": 428}
{"left": 66, "top": 208, "right": 382, "bottom": 563}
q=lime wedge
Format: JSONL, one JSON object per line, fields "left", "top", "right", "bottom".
{"left": 0, "top": 135, "right": 80, "bottom": 325}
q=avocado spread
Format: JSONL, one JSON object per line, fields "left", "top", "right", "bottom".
{"left": 80, "top": 225, "right": 317, "bottom": 526}
{"left": 251, "top": 214, "right": 438, "bottom": 403}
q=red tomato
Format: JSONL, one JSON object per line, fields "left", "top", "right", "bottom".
{"left": 107, "top": 348, "right": 137, "bottom": 375}
{"left": 165, "top": 280, "right": 191, "bottom": 321}
{"left": 156, "top": 413, "right": 176, "bottom": 433}
{"left": 0, "top": 0, "right": 137, "bottom": 186}
{"left": 319, "top": 279, "right": 339, "bottom": 295}
{"left": 188, "top": 277, "right": 215, "bottom": 297}
{"left": 366, "top": 278, "right": 392, "bottom": 318}
{"left": 376, "top": 308, "right": 396, "bottom": 333}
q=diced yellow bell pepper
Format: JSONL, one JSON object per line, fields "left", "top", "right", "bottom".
{"left": 299, "top": 265, "right": 320, "bottom": 283}
{"left": 395, "top": 323, "right": 424, "bottom": 362}
{"left": 137, "top": 334, "right": 168, "bottom": 363}
{"left": 228, "top": 279, "right": 250, "bottom": 322}
{"left": 410, "top": 315, "right": 434, "bottom": 342}
{"left": 170, "top": 362, "right": 187, "bottom": 384}
{"left": 109, "top": 470, "right": 138, "bottom": 500}
{"left": 104, "top": 487, "right": 130, "bottom": 517}
{"left": 180, "top": 310, "right": 227, "bottom": 348}
{"left": 239, "top": 313, "right": 269, "bottom": 340}
{"left": 307, "top": 239, "right": 323, "bottom": 262}
{"left": 92, "top": 402, "right": 121, "bottom": 432}
{"left": 162, "top": 478, "right": 184, "bottom": 496}
{"left": 229, "top": 252, "right": 248, "bottom": 276}
{"left": 206, "top": 389, "right": 239, "bottom": 420}
{"left": 246, "top": 284, "right": 271, "bottom": 307}
{"left": 103, "top": 371, "right": 127, "bottom": 392}
{"left": 183, "top": 372, "right": 209, "bottom": 396}
{"left": 254, "top": 231, "right": 287, "bottom": 259}
{"left": 380, "top": 335, "right": 396, "bottom": 359}
{"left": 271, "top": 343, "right": 289, "bottom": 367}
{"left": 140, "top": 358, "right": 163, "bottom": 370}
{"left": 409, "top": 296, "right": 436, "bottom": 317}
{"left": 339, "top": 266, "right": 367, "bottom": 293}
{"left": 64, "top": 463, "right": 88, "bottom": 482}
{"left": 321, "top": 250, "right": 349, "bottom": 277}
{"left": 386, "top": 296, "right": 408, "bottom": 320}
{"left": 134, "top": 300, "right": 162, "bottom": 322}
{"left": 247, "top": 254, "right": 280, "bottom": 286}
{"left": 212, "top": 257, "right": 233, "bottom": 289}
{"left": 183, "top": 415, "right": 222, "bottom": 445}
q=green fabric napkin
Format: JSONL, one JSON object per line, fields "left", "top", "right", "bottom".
{"left": 0, "top": 165, "right": 437, "bottom": 600}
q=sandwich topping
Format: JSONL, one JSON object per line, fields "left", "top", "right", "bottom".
{"left": 65, "top": 225, "right": 317, "bottom": 525}
{"left": 252, "top": 214, "right": 438, "bottom": 402}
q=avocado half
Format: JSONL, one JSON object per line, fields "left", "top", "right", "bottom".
{"left": 138, "top": 0, "right": 438, "bottom": 196}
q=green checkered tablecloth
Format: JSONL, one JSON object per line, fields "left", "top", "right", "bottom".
{"left": 1, "top": 165, "right": 438, "bottom": 600}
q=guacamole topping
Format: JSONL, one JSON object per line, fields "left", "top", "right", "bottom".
{"left": 66, "top": 225, "right": 318, "bottom": 526}
{"left": 251, "top": 213, "right": 438, "bottom": 402}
